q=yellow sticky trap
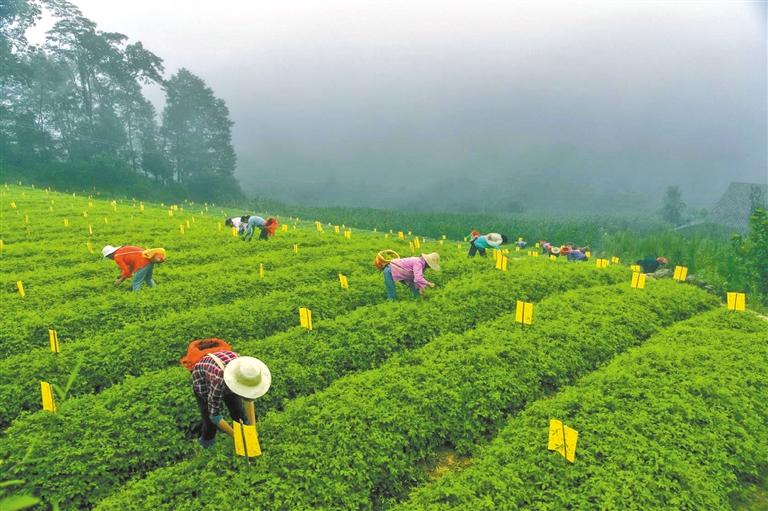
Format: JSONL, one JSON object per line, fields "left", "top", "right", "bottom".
{"left": 10, "top": 201, "right": 17, "bottom": 209}
{"left": 40, "top": 381, "right": 56, "bottom": 412}
{"left": 611, "top": 256, "right": 620, "bottom": 264}
{"left": 299, "top": 307, "right": 313, "bottom": 330}
{"left": 217, "top": 222, "right": 222, "bottom": 231}
{"left": 630, "top": 271, "right": 646, "bottom": 289}
{"left": 515, "top": 300, "right": 533, "bottom": 325}
{"left": 409, "top": 241, "right": 415, "bottom": 252}
{"left": 673, "top": 266, "right": 688, "bottom": 281}
{"left": 344, "top": 229, "right": 352, "bottom": 239}
{"left": 48, "top": 329, "right": 60, "bottom": 353}
{"left": 281, "top": 224, "right": 288, "bottom": 232}
{"left": 339, "top": 274, "right": 349, "bottom": 289}
{"left": 549, "top": 255, "right": 557, "bottom": 262}
{"left": 515, "top": 246, "right": 520, "bottom": 252}
{"left": 233, "top": 421, "right": 262, "bottom": 457}
{"left": 231, "top": 226, "right": 238, "bottom": 238}
{"left": 334, "top": 225, "right": 340, "bottom": 233}
{"left": 179, "top": 224, "right": 185, "bottom": 234}
{"left": 414, "top": 237, "right": 420, "bottom": 249}
{"left": 104, "top": 217, "right": 108, "bottom": 224}
{"left": 293, "top": 244, "right": 299, "bottom": 254}
{"left": 83, "top": 210, "right": 88, "bottom": 218}
{"left": 259, "top": 263, "right": 265, "bottom": 279}
{"left": 168, "top": 209, "right": 174, "bottom": 217}
{"left": 727, "top": 292, "right": 746, "bottom": 311}
{"left": 140, "top": 203, "right": 145, "bottom": 212}
{"left": 596, "top": 258, "right": 609, "bottom": 269}
{"left": 185, "top": 220, "right": 190, "bottom": 229}
{"left": 630, "top": 264, "right": 641, "bottom": 273}
{"left": 87, "top": 224, "right": 93, "bottom": 235}
{"left": 398, "top": 231, "right": 404, "bottom": 240}
{"left": 86, "top": 241, "right": 94, "bottom": 254}
{"left": 63, "top": 218, "right": 69, "bottom": 227}
{"left": 315, "top": 221, "right": 323, "bottom": 232}
{"left": 17, "top": 281, "right": 25, "bottom": 298}
{"left": 535, "top": 242, "right": 540, "bottom": 248}
{"left": 585, "top": 251, "right": 591, "bottom": 258}
{"left": 0, "top": 239, "right": 4, "bottom": 251}
{"left": 548, "top": 419, "right": 578, "bottom": 463}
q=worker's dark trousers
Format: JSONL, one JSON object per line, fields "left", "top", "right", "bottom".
{"left": 468, "top": 241, "right": 486, "bottom": 257}
{"left": 259, "top": 228, "right": 268, "bottom": 240}
{"left": 194, "top": 391, "right": 246, "bottom": 440}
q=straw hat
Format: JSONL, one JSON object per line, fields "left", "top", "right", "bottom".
{"left": 102, "top": 245, "right": 120, "bottom": 258}
{"left": 550, "top": 247, "right": 561, "bottom": 255}
{"left": 656, "top": 257, "right": 668, "bottom": 264}
{"left": 421, "top": 252, "right": 441, "bottom": 271}
{"left": 224, "top": 357, "right": 272, "bottom": 400}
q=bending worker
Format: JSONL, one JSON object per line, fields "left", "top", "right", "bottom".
{"left": 192, "top": 349, "right": 271, "bottom": 448}
{"left": 241, "top": 215, "right": 278, "bottom": 241}
{"left": 102, "top": 245, "right": 164, "bottom": 291}
{"left": 383, "top": 252, "right": 440, "bottom": 300}
{"left": 468, "top": 232, "right": 507, "bottom": 257}
{"left": 636, "top": 256, "right": 668, "bottom": 273}
{"left": 224, "top": 216, "right": 246, "bottom": 234}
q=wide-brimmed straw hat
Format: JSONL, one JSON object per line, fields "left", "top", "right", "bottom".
{"left": 421, "top": 252, "right": 441, "bottom": 271}
{"left": 224, "top": 357, "right": 272, "bottom": 400}
{"left": 550, "top": 247, "right": 561, "bottom": 255}
{"left": 102, "top": 245, "right": 120, "bottom": 258}
{"left": 656, "top": 257, "right": 668, "bottom": 264}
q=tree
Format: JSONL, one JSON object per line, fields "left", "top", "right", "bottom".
{"left": 161, "top": 68, "right": 241, "bottom": 200}
{"left": 732, "top": 208, "right": 768, "bottom": 304}
{"left": 660, "top": 185, "right": 685, "bottom": 226}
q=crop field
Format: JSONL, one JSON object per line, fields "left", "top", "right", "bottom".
{"left": 1, "top": 184, "right": 765, "bottom": 510}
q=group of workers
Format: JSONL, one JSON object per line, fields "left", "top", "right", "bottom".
{"left": 99, "top": 219, "right": 671, "bottom": 449}
{"left": 225, "top": 215, "right": 279, "bottom": 241}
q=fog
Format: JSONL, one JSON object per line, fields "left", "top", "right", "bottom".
{"left": 63, "top": 0, "right": 767, "bottom": 213}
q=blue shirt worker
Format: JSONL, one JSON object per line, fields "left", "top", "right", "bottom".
{"left": 468, "top": 232, "right": 508, "bottom": 257}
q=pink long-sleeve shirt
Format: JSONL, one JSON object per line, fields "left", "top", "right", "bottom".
{"left": 389, "top": 257, "right": 432, "bottom": 290}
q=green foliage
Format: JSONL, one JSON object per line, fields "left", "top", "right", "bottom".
{"left": 397, "top": 309, "right": 768, "bottom": 510}
{"left": 732, "top": 208, "right": 768, "bottom": 302}
{"left": 94, "top": 281, "right": 717, "bottom": 511}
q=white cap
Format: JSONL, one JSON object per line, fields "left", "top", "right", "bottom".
{"left": 102, "top": 245, "right": 120, "bottom": 258}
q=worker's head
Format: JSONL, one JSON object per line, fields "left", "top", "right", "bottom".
{"left": 656, "top": 257, "right": 668, "bottom": 265}
{"left": 421, "top": 252, "right": 441, "bottom": 272}
{"left": 240, "top": 215, "right": 250, "bottom": 223}
{"left": 223, "top": 357, "right": 272, "bottom": 400}
{"left": 500, "top": 234, "right": 509, "bottom": 244}
{"left": 101, "top": 245, "right": 119, "bottom": 259}
{"left": 225, "top": 218, "right": 233, "bottom": 227}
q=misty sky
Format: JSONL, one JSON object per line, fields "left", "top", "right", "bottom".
{"left": 41, "top": 1, "right": 768, "bottom": 211}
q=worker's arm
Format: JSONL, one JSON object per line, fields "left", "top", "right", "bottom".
{"left": 207, "top": 381, "right": 234, "bottom": 434}
{"left": 412, "top": 262, "right": 433, "bottom": 292}
{"left": 114, "top": 275, "right": 128, "bottom": 287}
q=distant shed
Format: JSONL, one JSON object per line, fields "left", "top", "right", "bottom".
{"left": 707, "top": 182, "right": 767, "bottom": 232}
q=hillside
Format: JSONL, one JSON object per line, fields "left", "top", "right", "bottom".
{"left": 1, "top": 184, "right": 766, "bottom": 510}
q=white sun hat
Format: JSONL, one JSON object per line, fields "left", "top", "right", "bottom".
{"left": 224, "top": 357, "right": 272, "bottom": 400}
{"left": 102, "top": 245, "right": 120, "bottom": 258}
{"left": 421, "top": 252, "right": 441, "bottom": 271}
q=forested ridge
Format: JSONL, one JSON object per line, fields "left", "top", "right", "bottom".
{"left": 1, "top": 0, "right": 243, "bottom": 202}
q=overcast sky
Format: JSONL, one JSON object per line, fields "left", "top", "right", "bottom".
{"left": 37, "top": 1, "right": 768, "bottom": 211}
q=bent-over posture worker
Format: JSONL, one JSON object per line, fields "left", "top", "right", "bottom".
{"left": 567, "top": 248, "right": 588, "bottom": 262}
{"left": 468, "top": 233, "right": 507, "bottom": 257}
{"left": 636, "top": 256, "right": 668, "bottom": 273}
{"left": 102, "top": 245, "right": 161, "bottom": 291}
{"left": 241, "top": 215, "right": 278, "bottom": 241}
{"left": 192, "top": 350, "right": 271, "bottom": 448}
{"left": 225, "top": 216, "right": 246, "bottom": 233}
{"left": 384, "top": 252, "right": 440, "bottom": 300}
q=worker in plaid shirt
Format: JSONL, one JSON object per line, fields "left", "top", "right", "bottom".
{"left": 192, "top": 350, "right": 246, "bottom": 448}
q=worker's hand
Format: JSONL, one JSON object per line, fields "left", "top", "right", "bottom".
{"left": 114, "top": 277, "right": 124, "bottom": 287}
{"left": 197, "top": 436, "right": 215, "bottom": 449}
{"left": 211, "top": 414, "right": 224, "bottom": 425}
{"left": 427, "top": 282, "right": 436, "bottom": 288}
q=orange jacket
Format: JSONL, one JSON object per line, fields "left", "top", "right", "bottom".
{"left": 113, "top": 245, "right": 151, "bottom": 278}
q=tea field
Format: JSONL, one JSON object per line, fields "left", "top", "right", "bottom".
{"left": 0, "top": 184, "right": 765, "bottom": 510}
